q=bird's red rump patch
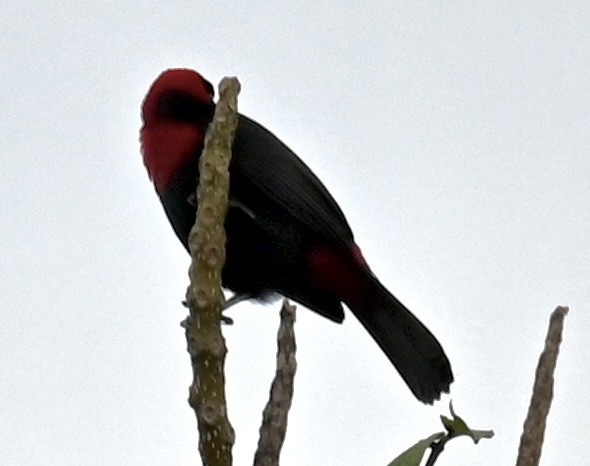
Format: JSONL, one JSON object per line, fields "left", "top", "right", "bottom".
{"left": 307, "top": 244, "right": 370, "bottom": 307}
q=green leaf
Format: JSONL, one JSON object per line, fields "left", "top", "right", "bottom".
{"left": 386, "top": 402, "right": 494, "bottom": 466}
{"left": 387, "top": 432, "right": 445, "bottom": 466}
{"left": 441, "top": 401, "right": 495, "bottom": 444}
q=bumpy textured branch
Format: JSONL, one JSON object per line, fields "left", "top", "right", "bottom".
{"left": 516, "top": 305, "right": 569, "bottom": 466}
{"left": 184, "top": 76, "right": 241, "bottom": 466}
{"left": 254, "top": 300, "right": 297, "bottom": 466}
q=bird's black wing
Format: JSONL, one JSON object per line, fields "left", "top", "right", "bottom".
{"left": 230, "top": 114, "right": 354, "bottom": 249}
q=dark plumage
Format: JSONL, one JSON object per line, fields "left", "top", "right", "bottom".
{"left": 141, "top": 68, "right": 453, "bottom": 403}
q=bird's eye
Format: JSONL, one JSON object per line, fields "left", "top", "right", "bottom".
{"left": 158, "top": 91, "right": 215, "bottom": 124}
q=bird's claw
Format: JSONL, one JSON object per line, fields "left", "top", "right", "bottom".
{"left": 220, "top": 314, "right": 234, "bottom": 325}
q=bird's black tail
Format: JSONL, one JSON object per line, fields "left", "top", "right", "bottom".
{"left": 348, "top": 277, "right": 453, "bottom": 404}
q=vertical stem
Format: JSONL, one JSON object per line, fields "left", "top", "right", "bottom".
{"left": 254, "top": 300, "right": 297, "bottom": 466}
{"left": 516, "top": 306, "right": 569, "bottom": 466}
{"left": 184, "top": 77, "right": 241, "bottom": 465}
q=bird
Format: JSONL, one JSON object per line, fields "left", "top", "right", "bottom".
{"left": 140, "top": 68, "right": 453, "bottom": 403}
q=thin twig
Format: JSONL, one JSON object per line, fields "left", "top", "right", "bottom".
{"left": 516, "top": 305, "right": 569, "bottom": 466}
{"left": 254, "top": 300, "right": 297, "bottom": 466}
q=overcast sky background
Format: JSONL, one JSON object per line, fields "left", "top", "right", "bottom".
{"left": 1, "top": 2, "right": 589, "bottom": 465}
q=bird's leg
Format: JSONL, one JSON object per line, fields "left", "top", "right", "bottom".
{"left": 222, "top": 292, "right": 254, "bottom": 310}
{"left": 218, "top": 292, "right": 255, "bottom": 325}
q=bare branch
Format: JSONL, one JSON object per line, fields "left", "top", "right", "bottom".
{"left": 254, "top": 300, "right": 297, "bottom": 466}
{"left": 183, "top": 76, "right": 241, "bottom": 466}
{"left": 516, "top": 305, "right": 569, "bottom": 466}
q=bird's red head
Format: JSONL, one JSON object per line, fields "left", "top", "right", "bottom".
{"left": 140, "top": 68, "right": 216, "bottom": 191}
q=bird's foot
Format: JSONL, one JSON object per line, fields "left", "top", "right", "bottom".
{"left": 181, "top": 298, "right": 236, "bottom": 325}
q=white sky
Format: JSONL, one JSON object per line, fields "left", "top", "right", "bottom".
{"left": 1, "top": 1, "right": 589, "bottom": 465}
